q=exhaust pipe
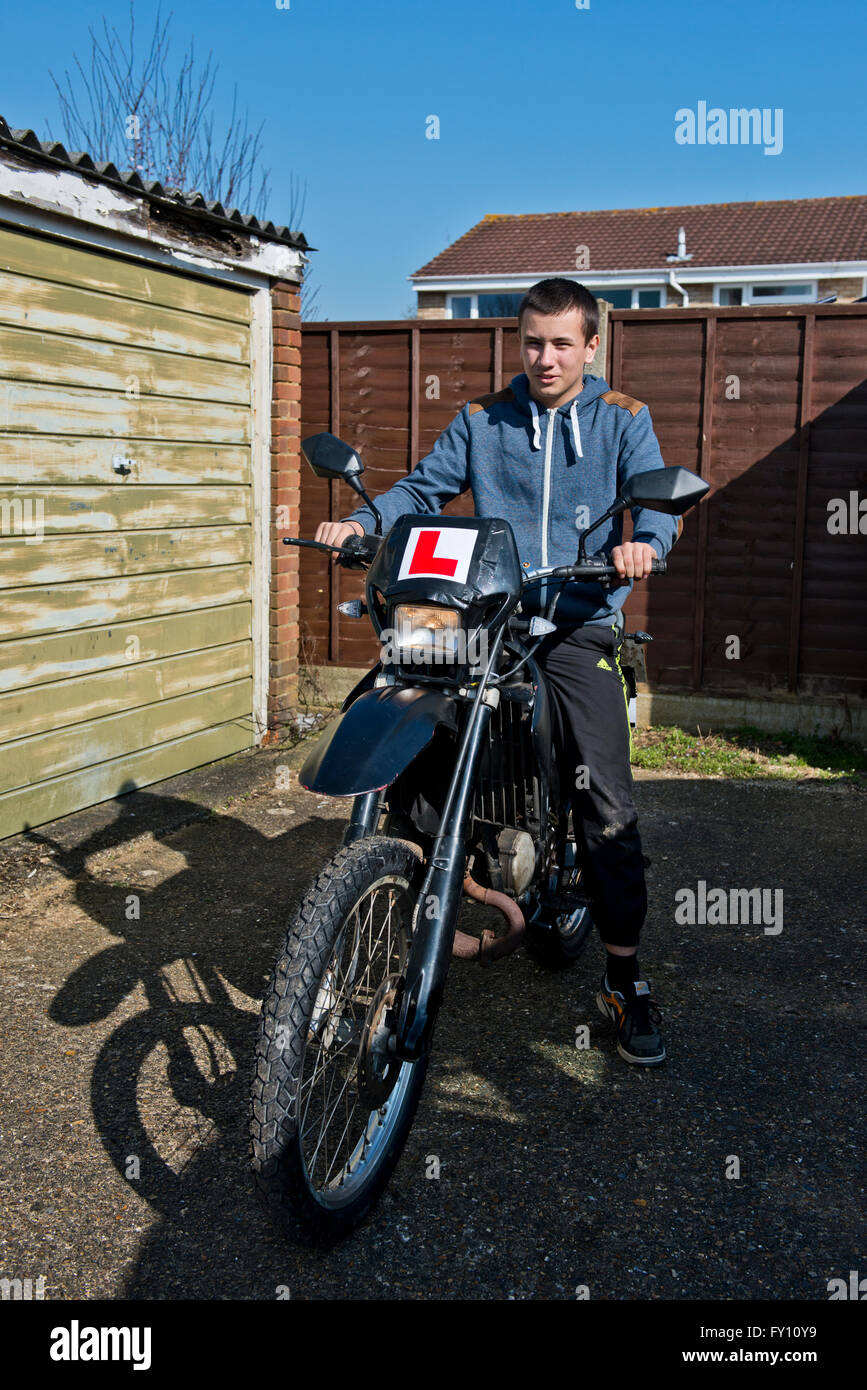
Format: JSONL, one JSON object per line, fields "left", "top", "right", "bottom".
{"left": 452, "top": 871, "right": 526, "bottom": 962}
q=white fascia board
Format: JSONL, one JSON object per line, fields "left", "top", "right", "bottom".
{"left": 413, "top": 261, "right": 867, "bottom": 291}
{"left": 0, "top": 151, "right": 305, "bottom": 286}
{"left": 417, "top": 273, "right": 678, "bottom": 296}
{"left": 686, "top": 262, "right": 867, "bottom": 282}
{"left": 413, "top": 274, "right": 572, "bottom": 290}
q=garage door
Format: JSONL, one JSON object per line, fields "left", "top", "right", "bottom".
{"left": 0, "top": 224, "right": 257, "bottom": 840}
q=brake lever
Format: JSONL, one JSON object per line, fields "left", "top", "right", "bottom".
{"left": 281, "top": 537, "right": 343, "bottom": 553}
{"left": 280, "top": 535, "right": 375, "bottom": 569}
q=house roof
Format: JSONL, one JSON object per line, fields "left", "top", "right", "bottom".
{"left": 411, "top": 196, "right": 867, "bottom": 278}
{"left": 0, "top": 115, "right": 310, "bottom": 252}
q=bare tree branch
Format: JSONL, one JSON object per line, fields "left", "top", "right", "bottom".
{"left": 47, "top": 1, "right": 292, "bottom": 218}
{"left": 46, "top": 1, "right": 317, "bottom": 312}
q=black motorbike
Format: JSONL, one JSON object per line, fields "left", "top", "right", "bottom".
{"left": 250, "top": 432, "right": 708, "bottom": 1244}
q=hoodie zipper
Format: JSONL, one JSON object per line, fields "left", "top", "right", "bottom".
{"left": 541, "top": 409, "right": 556, "bottom": 566}
{"left": 539, "top": 408, "right": 556, "bottom": 609}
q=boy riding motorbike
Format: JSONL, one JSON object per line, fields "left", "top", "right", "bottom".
{"left": 315, "top": 278, "right": 679, "bottom": 1065}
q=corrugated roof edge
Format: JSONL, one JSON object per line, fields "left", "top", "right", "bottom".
{"left": 0, "top": 115, "right": 313, "bottom": 254}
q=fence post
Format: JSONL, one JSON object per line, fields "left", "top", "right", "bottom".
{"left": 592, "top": 299, "right": 610, "bottom": 380}
{"left": 692, "top": 313, "right": 716, "bottom": 690}
{"left": 493, "top": 325, "right": 503, "bottom": 392}
{"left": 789, "top": 311, "right": 814, "bottom": 691}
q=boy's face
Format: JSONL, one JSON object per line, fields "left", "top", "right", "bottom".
{"left": 519, "top": 307, "right": 600, "bottom": 409}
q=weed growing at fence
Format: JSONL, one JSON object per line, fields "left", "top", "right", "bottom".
{"left": 631, "top": 724, "right": 866, "bottom": 782}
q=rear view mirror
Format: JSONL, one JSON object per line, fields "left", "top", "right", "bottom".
{"left": 618, "top": 466, "right": 709, "bottom": 515}
{"left": 302, "top": 433, "right": 364, "bottom": 480}
{"left": 301, "top": 431, "right": 384, "bottom": 536}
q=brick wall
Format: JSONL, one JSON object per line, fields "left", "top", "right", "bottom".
{"left": 417, "top": 291, "right": 447, "bottom": 319}
{"left": 684, "top": 282, "right": 715, "bottom": 303}
{"left": 269, "top": 279, "right": 302, "bottom": 725}
{"left": 817, "top": 275, "right": 865, "bottom": 302}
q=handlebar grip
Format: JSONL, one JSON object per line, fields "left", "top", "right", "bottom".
{"left": 337, "top": 532, "right": 380, "bottom": 567}
{"left": 561, "top": 554, "right": 667, "bottom": 580}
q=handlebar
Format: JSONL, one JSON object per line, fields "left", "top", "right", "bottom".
{"left": 281, "top": 533, "right": 380, "bottom": 567}
{"left": 525, "top": 556, "right": 666, "bottom": 583}
{"left": 282, "top": 534, "right": 666, "bottom": 580}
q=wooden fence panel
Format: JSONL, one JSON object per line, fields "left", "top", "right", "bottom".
{"left": 301, "top": 308, "right": 867, "bottom": 696}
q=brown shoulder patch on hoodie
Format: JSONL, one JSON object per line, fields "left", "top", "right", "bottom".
{"left": 602, "top": 389, "right": 645, "bottom": 417}
{"left": 468, "top": 387, "right": 515, "bottom": 415}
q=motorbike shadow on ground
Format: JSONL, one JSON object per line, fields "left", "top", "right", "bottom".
{"left": 30, "top": 788, "right": 353, "bottom": 1289}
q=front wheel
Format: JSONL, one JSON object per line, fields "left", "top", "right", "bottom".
{"left": 249, "top": 836, "right": 428, "bottom": 1245}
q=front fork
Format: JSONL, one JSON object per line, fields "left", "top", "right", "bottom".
{"left": 339, "top": 702, "right": 494, "bottom": 1061}
{"left": 393, "top": 698, "right": 494, "bottom": 1060}
{"left": 343, "top": 636, "right": 506, "bottom": 1063}
{"left": 343, "top": 790, "right": 383, "bottom": 847}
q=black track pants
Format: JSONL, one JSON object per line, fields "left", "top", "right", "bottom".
{"left": 534, "top": 621, "right": 647, "bottom": 948}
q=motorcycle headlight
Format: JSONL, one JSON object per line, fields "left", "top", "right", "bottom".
{"left": 389, "top": 604, "right": 462, "bottom": 662}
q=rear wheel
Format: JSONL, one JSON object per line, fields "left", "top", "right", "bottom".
{"left": 250, "top": 836, "right": 428, "bottom": 1244}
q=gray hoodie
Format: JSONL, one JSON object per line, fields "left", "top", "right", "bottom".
{"left": 344, "top": 371, "right": 680, "bottom": 629}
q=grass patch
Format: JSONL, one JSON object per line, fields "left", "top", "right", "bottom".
{"left": 631, "top": 724, "right": 867, "bottom": 783}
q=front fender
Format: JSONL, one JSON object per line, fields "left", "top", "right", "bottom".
{"left": 299, "top": 685, "right": 459, "bottom": 797}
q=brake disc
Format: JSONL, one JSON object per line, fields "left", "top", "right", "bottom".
{"left": 357, "top": 974, "right": 403, "bottom": 1109}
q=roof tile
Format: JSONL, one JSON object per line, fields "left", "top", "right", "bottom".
{"left": 413, "top": 197, "right": 867, "bottom": 276}
{"left": 0, "top": 114, "right": 309, "bottom": 252}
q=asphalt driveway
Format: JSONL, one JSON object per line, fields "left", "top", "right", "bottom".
{"left": 0, "top": 727, "right": 863, "bottom": 1301}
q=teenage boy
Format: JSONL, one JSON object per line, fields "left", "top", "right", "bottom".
{"left": 316, "top": 278, "right": 678, "bottom": 1065}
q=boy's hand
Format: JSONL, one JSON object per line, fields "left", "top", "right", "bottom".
{"left": 314, "top": 520, "right": 365, "bottom": 560}
{"left": 611, "top": 542, "right": 657, "bottom": 580}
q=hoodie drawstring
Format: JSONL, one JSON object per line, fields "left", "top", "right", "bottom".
{"left": 570, "top": 399, "right": 584, "bottom": 459}
{"left": 529, "top": 398, "right": 541, "bottom": 450}
{"left": 530, "top": 392, "right": 583, "bottom": 457}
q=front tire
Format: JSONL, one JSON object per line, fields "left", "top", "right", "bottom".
{"left": 250, "top": 836, "right": 428, "bottom": 1245}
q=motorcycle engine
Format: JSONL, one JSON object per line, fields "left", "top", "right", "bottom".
{"left": 497, "top": 827, "right": 536, "bottom": 896}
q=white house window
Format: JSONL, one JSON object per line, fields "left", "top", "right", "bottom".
{"left": 449, "top": 296, "right": 473, "bottom": 318}
{"left": 590, "top": 288, "right": 631, "bottom": 308}
{"left": 588, "top": 287, "right": 664, "bottom": 308}
{"left": 715, "top": 283, "right": 816, "bottom": 306}
{"left": 477, "top": 292, "right": 524, "bottom": 317}
{"left": 447, "top": 292, "right": 524, "bottom": 319}
{"left": 750, "top": 284, "right": 813, "bottom": 301}
{"left": 447, "top": 286, "right": 665, "bottom": 317}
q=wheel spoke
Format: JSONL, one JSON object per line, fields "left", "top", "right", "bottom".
{"left": 322, "top": 1086, "right": 364, "bottom": 1187}
{"left": 300, "top": 897, "right": 391, "bottom": 1175}
{"left": 299, "top": 878, "right": 407, "bottom": 1190}
{"left": 304, "top": 1061, "right": 357, "bottom": 1179}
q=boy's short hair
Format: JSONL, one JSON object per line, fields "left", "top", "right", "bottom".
{"left": 518, "top": 278, "right": 599, "bottom": 345}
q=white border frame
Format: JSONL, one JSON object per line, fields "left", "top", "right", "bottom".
{"left": 248, "top": 285, "right": 273, "bottom": 743}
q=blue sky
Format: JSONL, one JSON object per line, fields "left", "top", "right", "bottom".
{"left": 1, "top": 0, "right": 864, "bottom": 319}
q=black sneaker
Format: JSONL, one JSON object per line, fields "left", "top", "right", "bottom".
{"left": 596, "top": 975, "right": 666, "bottom": 1065}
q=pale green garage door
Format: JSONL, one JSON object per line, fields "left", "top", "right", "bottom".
{"left": 0, "top": 224, "right": 257, "bottom": 840}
